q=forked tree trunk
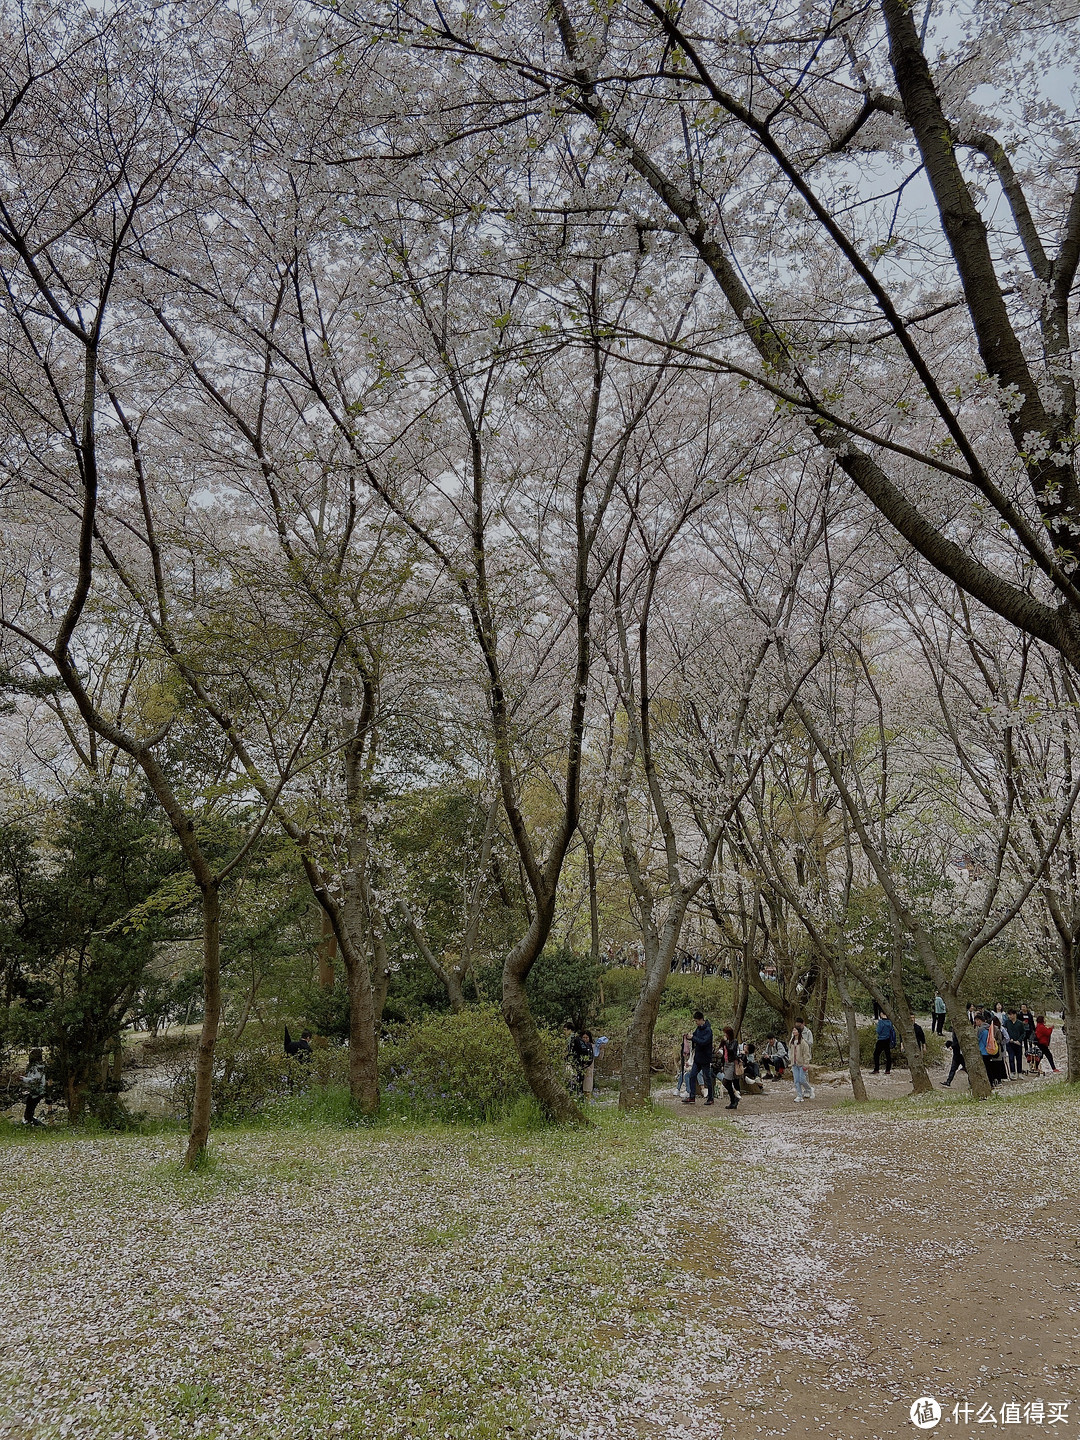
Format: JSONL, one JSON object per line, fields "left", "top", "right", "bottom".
{"left": 620, "top": 902, "right": 691, "bottom": 1110}
{"left": 184, "top": 882, "right": 222, "bottom": 1167}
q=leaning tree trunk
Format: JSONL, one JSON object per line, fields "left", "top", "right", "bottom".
{"left": 184, "top": 882, "right": 222, "bottom": 1168}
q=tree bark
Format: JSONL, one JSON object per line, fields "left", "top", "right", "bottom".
{"left": 1061, "top": 933, "right": 1080, "bottom": 1083}
{"left": 184, "top": 882, "right": 221, "bottom": 1168}
{"left": 503, "top": 923, "right": 584, "bottom": 1123}
{"left": 890, "top": 940, "right": 933, "bottom": 1095}
{"left": 619, "top": 933, "right": 668, "bottom": 1110}
{"left": 831, "top": 962, "right": 867, "bottom": 1102}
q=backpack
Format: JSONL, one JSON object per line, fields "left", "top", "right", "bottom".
{"left": 985, "top": 1024, "right": 999, "bottom": 1057}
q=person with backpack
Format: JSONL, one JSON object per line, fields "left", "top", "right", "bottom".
{"left": 20, "top": 1049, "right": 46, "bottom": 1127}
{"left": 872, "top": 1014, "right": 897, "bottom": 1074}
{"left": 682, "top": 1011, "right": 715, "bottom": 1105}
{"left": 1034, "top": 1015, "right": 1059, "bottom": 1074}
{"left": 977, "top": 1010, "right": 1007, "bottom": 1086}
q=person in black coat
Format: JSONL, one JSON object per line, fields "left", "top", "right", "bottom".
{"left": 682, "top": 1011, "right": 715, "bottom": 1105}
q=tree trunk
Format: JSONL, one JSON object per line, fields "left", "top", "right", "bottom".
{"left": 318, "top": 908, "right": 336, "bottom": 990}
{"left": 888, "top": 950, "right": 933, "bottom": 1095}
{"left": 1061, "top": 933, "right": 1080, "bottom": 1083}
{"left": 619, "top": 933, "right": 668, "bottom": 1110}
{"left": 184, "top": 882, "right": 221, "bottom": 1168}
{"left": 832, "top": 963, "right": 867, "bottom": 1102}
{"left": 342, "top": 950, "right": 379, "bottom": 1115}
{"left": 586, "top": 839, "right": 600, "bottom": 969}
{"left": 446, "top": 966, "right": 466, "bottom": 1014}
{"left": 730, "top": 950, "right": 750, "bottom": 1037}
{"left": 503, "top": 927, "right": 583, "bottom": 1123}
{"left": 943, "top": 984, "right": 992, "bottom": 1098}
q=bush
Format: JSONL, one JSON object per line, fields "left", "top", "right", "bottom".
{"left": 855, "top": 1023, "right": 945, "bottom": 1071}
{"left": 379, "top": 1005, "right": 562, "bottom": 1123}
{"left": 171, "top": 1040, "right": 350, "bottom": 1122}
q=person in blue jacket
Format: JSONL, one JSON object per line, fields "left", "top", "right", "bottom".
{"left": 681, "top": 1011, "right": 715, "bottom": 1105}
{"left": 872, "top": 1014, "right": 897, "bottom": 1074}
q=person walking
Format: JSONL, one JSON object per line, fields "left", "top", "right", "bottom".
{"left": 718, "top": 1027, "right": 740, "bottom": 1110}
{"left": 682, "top": 1011, "right": 715, "bottom": 1105}
{"left": 789, "top": 1021, "right": 814, "bottom": 1101}
{"left": 20, "top": 1048, "right": 46, "bottom": 1127}
{"left": 932, "top": 993, "right": 947, "bottom": 1035}
{"left": 1004, "top": 1010, "right": 1026, "bottom": 1079}
{"left": 872, "top": 1013, "right": 897, "bottom": 1074}
{"left": 1034, "top": 1015, "right": 1059, "bottom": 1074}
{"left": 943, "top": 1028, "right": 966, "bottom": 1087}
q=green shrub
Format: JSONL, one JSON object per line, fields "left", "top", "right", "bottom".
{"left": 171, "top": 1040, "right": 350, "bottom": 1122}
{"left": 855, "top": 1023, "right": 945, "bottom": 1071}
{"left": 598, "top": 967, "right": 644, "bottom": 1010}
{"left": 658, "top": 973, "right": 735, "bottom": 1016}
{"left": 379, "top": 1005, "right": 562, "bottom": 1123}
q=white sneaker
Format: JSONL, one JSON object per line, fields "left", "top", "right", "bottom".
{"left": 807, "top": 1088, "right": 815, "bottom": 1098}
{"left": 793, "top": 1095, "right": 803, "bottom": 1102}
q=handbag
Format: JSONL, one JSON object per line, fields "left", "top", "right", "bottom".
{"left": 734, "top": 1059, "right": 745, "bottom": 1079}
{"left": 985, "top": 1024, "right": 999, "bottom": 1057}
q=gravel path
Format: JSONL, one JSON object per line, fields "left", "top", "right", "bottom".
{"left": 666, "top": 1069, "right": 1080, "bottom": 1438}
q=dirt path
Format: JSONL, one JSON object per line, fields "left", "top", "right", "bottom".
{"left": 658, "top": 1061, "right": 1080, "bottom": 1438}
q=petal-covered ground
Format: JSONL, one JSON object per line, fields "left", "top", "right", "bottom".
{"left": 1, "top": 1081, "right": 1079, "bottom": 1440}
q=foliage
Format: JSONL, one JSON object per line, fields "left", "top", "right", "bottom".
{"left": 379, "top": 1005, "right": 563, "bottom": 1123}
{"left": 0, "top": 787, "right": 189, "bottom": 1114}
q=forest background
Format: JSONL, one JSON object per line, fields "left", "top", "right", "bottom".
{"left": 2, "top": 0, "right": 1080, "bottom": 1162}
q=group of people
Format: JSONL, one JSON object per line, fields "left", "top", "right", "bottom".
{"left": 564, "top": 1023, "right": 608, "bottom": 1097}
{"left": 945, "top": 1003, "right": 1059, "bottom": 1088}
{"left": 674, "top": 1013, "right": 816, "bottom": 1109}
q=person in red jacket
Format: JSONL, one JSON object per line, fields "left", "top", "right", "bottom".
{"left": 1034, "top": 1016, "right": 1059, "bottom": 1074}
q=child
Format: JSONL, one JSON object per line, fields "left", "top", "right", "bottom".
{"left": 21, "top": 1049, "right": 46, "bottom": 1127}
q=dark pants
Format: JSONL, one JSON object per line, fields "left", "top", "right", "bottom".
{"left": 872, "top": 1039, "right": 892, "bottom": 1074}
{"left": 982, "top": 1055, "right": 997, "bottom": 1087}
{"left": 945, "top": 1047, "right": 966, "bottom": 1085}
{"left": 23, "top": 1095, "right": 40, "bottom": 1124}
{"left": 1037, "top": 1041, "right": 1058, "bottom": 1072}
{"left": 1006, "top": 1041, "right": 1023, "bottom": 1075}
{"left": 932, "top": 1012, "right": 945, "bottom": 1034}
{"left": 721, "top": 1076, "right": 739, "bottom": 1107}
{"left": 687, "top": 1055, "right": 714, "bottom": 1101}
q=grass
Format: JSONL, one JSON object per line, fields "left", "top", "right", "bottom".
{"left": 0, "top": 1104, "right": 728, "bottom": 1440}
